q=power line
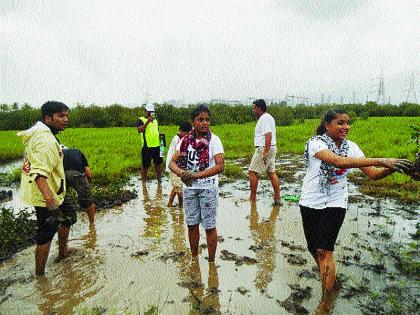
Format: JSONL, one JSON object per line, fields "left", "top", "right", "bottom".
{"left": 406, "top": 71, "right": 417, "bottom": 103}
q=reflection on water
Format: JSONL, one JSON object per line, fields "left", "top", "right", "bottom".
{"left": 249, "top": 203, "right": 280, "bottom": 291}
{"left": 0, "top": 168, "right": 418, "bottom": 314}
{"left": 36, "top": 226, "right": 102, "bottom": 314}
{"left": 187, "top": 260, "right": 221, "bottom": 315}
{"left": 168, "top": 197, "right": 221, "bottom": 314}
{"left": 142, "top": 182, "right": 168, "bottom": 250}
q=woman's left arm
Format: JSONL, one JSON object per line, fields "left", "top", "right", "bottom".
{"left": 359, "top": 166, "right": 395, "bottom": 180}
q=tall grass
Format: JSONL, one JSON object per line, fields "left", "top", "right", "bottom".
{"left": 2, "top": 117, "right": 419, "bottom": 190}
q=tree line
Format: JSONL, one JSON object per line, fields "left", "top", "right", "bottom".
{"left": 0, "top": 102, "right": 419, "bottom": 130}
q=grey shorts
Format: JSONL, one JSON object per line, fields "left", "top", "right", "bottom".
{"left": 183, "top": 188, "right": 218, "bottom": 229}
{"left": 248, "top": 146, "right": 277, "bottom": 175}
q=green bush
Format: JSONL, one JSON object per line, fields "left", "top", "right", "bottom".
{"left": 0, "top": 207, "right": 36, "bottom": 261}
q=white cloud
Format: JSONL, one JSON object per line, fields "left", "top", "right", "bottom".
{"left": 1, "top": 0, "right": 419, "bottom": 106}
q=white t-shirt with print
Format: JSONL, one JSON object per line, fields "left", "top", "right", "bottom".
{"left": 165, "top": 134, "right": 180, "bottom": 172}
{"left": 176, "top": 133, "right": 224, "bottom": 189}
{"left": 254, "top": 113, "right": 276, "bottom": 147}
{"left": 299, "top": 138, "right": 365, "bottom": 209}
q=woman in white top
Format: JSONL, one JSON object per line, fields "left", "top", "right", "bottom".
{"left": 299, "top": 109, "right": 413, "bottom": 313}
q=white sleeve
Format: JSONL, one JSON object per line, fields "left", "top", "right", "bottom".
{"left": 349, "top": 142, "right": 365, "bottom": 158}
{"left": 260, "top": 115, "right": 272, "bottom": 135}
{"left": 308, "top": 139, "right": 328, "bottom": 157}
{"left": 211, "top": 135, "right": 224, "bottom": 155}
{"left": 166, "top": 136, "right": 178, "bottom": 164}
{"left": 176, "top": 139, "right": 182, "bottom": 152}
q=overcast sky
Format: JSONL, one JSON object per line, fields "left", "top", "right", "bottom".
{"left": 1, "top": 0, "right": 419, "bottom": 106}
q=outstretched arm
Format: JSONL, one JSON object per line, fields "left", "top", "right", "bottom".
{"left": 315, "top": 149, "right": 413, "bottom": 174}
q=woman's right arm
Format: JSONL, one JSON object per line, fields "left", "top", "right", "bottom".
{"left": 315, "top": 149, "right": 412, "bottom": 173}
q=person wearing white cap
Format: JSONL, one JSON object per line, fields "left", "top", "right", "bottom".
{"left": 137, "top": 101, "right": 163, "bottom": 180}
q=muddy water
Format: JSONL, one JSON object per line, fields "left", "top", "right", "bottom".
{"left": 0, "top": 157, "right": 418, "bottom": 314}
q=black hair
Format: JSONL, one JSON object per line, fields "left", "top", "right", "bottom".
{"left": 253, "top": 99, "right": 267, "bottom": 112}
{"left": 316, "top": 108, "right": 348, "bottom": 135}
{"left": 179, "top": 122, "right": 192, "bottom": 132}
{"left": 191, "top": 104, "right": 211, "bottom": 121}
{"left": 41, "top": 101, "right": 69, "bottom": 120}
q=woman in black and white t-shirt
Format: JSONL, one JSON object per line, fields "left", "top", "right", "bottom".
{"left": 299, "top": 109, "right": 413, "bottom": 313}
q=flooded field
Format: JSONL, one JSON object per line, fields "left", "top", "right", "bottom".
{"left": 0, "top": 156, "right": 419, "bottom": 314}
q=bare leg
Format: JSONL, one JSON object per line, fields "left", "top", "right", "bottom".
{"left": 155, "top": 163, "right": 163, "bottom": 179}
{"left": 57, "top": 224, "right": 70, "bottom": 261}
{"left": 249, "top": 171, "right": 259, "bottom": 202}
{"left": 316, "top": 249, "right": 337, "bottom": 313}
{"left": 205, "top": 228, "right": 217, "bottom": 262}
{"left": 268, "top": 171, "right": 281, "bottom": 203}
{"left": 178, "top": 192, "right": 183, "bottom": 208}
{"left": 85, "top": 203, "right": 96, "bottom": 225}
{"left": 168, "top": 188, "right": 176, "bottom": 207}
{"left": 188, "top": 224, "right": 200, "bottom": 257}
{"left": 141, "top": 167, "right": 148, "bottom": 181}
{"left": 35, "top": 242, "right": 51, "bottom": 276}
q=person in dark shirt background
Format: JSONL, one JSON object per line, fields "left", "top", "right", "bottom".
{"left": 63, "top": 148, "right": 96, "bottom": 225}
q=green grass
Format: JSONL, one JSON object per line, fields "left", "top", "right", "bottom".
{"left": 1, "top": 117, "right": 419, "bottom": 201}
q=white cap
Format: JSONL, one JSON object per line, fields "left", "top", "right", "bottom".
{"left": 145, "top": 101, "right": 155, "bottom": 112}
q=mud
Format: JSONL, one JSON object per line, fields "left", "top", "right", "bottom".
{"left": 0, "top": 156, "right": 419, "bottom": 314}
{"left": 220, "top": 249, "right": 257, "bottom": 266}
{"left": 278, "top": 284, "right": 312, "bottom": 315}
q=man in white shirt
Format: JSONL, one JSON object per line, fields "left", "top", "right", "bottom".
{"left": 248, "top": 99, "right": 281, "bottom": 204}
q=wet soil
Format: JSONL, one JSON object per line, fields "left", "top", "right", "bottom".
{"left": 0, "top": 156, "right": 419, "bottom": 314}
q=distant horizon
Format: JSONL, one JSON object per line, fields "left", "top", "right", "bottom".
{"left": 2, "top": 98, "right": 418, "bottom": 110}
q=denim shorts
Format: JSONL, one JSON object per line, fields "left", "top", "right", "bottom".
{"left": 183, "top": 188, "right": 218, "bottom": 229}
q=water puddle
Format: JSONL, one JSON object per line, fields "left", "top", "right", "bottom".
{"left": 0, "top": 157, "right": 418, "bottom": 314}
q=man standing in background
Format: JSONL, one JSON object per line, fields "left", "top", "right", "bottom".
{"left": 137, "top": 101, "right": 163, "bottom": 181}
{"left": 18, "top": 101, "right": 76, "bottom": 276}
{"left": 248, "top": 99, "right": 281, "bottom": 204}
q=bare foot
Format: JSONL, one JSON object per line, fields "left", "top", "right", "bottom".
{"left": 54, "top": 248, "right": 75, "bottom": 263}
{"left": 273, "top": 199, "right": 282, "bottom": 206}
{"left": 315, "top": 300, "right": 332, "bottom": 314}
{"left": 167, "top": 203, "right": 174, "bottom": 207}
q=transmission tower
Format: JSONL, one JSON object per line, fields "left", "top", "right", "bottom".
{"left": 376, "top": 70, "right": 386, "bottom": 105}
{"left": 406, "top": 71, "right": 417, "bottom": 103}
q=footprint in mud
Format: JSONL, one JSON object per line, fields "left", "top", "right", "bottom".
{"left": 296, "top": 269, "right": 318, "bottom": 280}
{"left": 280, "top": 240, "right": 305, "bottom": 252}
{"left": 249, "top": 240, "right": 273, "bottom": 252}
{"left": 236, "top": 286, "right": 250, "bottom": 295}
{"left": 130, "top": 249, "right": 149, "bottom": 257}
{"left": 0, "top": 274, "right": 35, "bottom": 303}
{"left": 160, "top": 251, "right": 186, "bottom": 262}
{"left": 282, "top": 253, "right": 307, "bottom": 265}
{"left": 277, "top": 284, "right": 312, "bottom": 315}
{"left": 220, "top": 250, "right": 257, "bottom": 266}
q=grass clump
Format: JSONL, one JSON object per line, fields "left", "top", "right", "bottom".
{"left": 0, "top": 207, "right": 36, "bottom": 261}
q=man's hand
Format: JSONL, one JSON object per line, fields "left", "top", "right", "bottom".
{"left": 45, "top": 197, "right": 59, "bottom": 216}
{"left": 147, "top": 115, "right": 155, "bottom": 123}
{"left": 181, "top": 170, "right": 194, "bottom": 187}
{"left": 262, "top": 151, "right": 269, "bottom": 164}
